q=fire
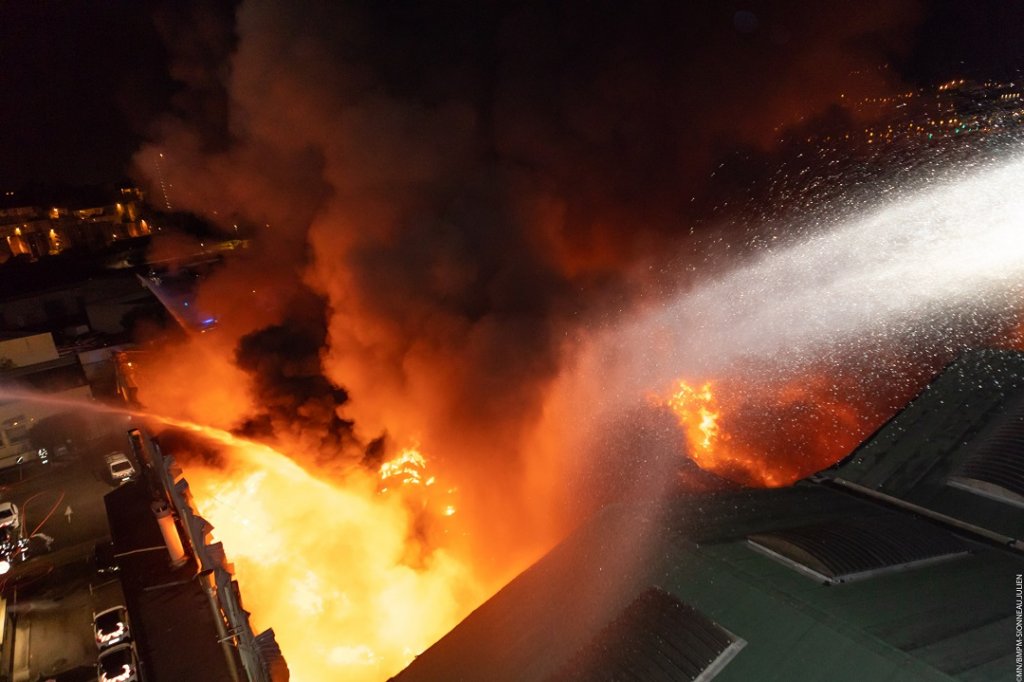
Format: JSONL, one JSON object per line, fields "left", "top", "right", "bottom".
{"left": 379, "top": 447, "right": 428, "bottom": 487}
{"left": 662, "top": 372, "right": 886, "bottom": 488}
{"left": 129, "top": 338, "right": 546, "bottom": 682}
{"left": 666, "top": 381, "right": 719, "bottom": 451}
{"left": 663, "top": 379, "right": 785, "bottom": 487}
{"left": 377, "top": 446, "right": 459, "bottom": 518}
{"left": 181, "top": 437, "right": 482, "bottom": 682}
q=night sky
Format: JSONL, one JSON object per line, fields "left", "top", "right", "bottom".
{"left": 2, "top": 0, "right": 1024, "bottom": 190}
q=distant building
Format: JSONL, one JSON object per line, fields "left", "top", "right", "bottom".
{"left": 394, "top": 349, "right": 1024, "bottom": 682}
{"left": 0, "top": 332, "right": 92, "bottom": 467}
{"left": 0, "top": 273, "right": 158, "bottom": 341}
{"left": 0, "top": 187, "right": 150, "bottom": 262}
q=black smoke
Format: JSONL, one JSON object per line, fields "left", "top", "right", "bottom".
{"left": 134, "top": 0, "right": 923, "bottom": 488}
{"left": 233, "top": 291, "right": 359, "bottom": 467}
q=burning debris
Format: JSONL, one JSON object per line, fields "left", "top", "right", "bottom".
{"left": 660, "top": 373, "right": 886, "bottom": 488}
{"left": 378, "top": 448, "right": 428, "bottom": 489}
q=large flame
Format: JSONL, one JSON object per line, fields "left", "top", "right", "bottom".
{"left": 130, "top": 338, "right": 557, "bottom": 682}
{"left": 665, "top": 381, "right": 719, "bottom": 452}
{"left": 664, "top": 379, "right": 784, "bottom": 487}
{"left": 662, "top": 373, "right": 883, "bottom": 487}
{"left": 179, "top": 432, "right": 480, "bottom": 682}
{"left": 379, "top": 447, "right": 428, "bottom": 488}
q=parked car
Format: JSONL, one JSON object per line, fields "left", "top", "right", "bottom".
{"left": 96, "top": 642, "right": 139, "bottom": 682}
{"left": 0, "top": 502, "right": 20, "bottom": 531}
{"left": 93, "top": 605, "right": 131, "bottom": 650}
{"left": 104, "top": 452, "right": 136, "bottom": 484}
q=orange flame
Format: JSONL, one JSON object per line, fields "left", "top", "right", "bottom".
{"left": 181, "top": 436, "right": 481, "bottom": 682}
{"left": 662, "top": 371, "right": 889, "bottom": 488}
{"left": 377, "top": 446, "right": 459, "bottom": 519}
{"left": 663, "top": 379, "right": 785, "bottom": 487}
{"left": 129, "top": 343, "right": 548, "bottom": 681}
{"left": 379, "top": 447, "right": 428, "bottom": 487}
{"left": 666, "top": 381, "right": 719, "bottom": 452}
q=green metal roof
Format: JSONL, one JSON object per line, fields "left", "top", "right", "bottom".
{"left": 393, "top": 487, "right": 1022, "bottom": 681}
{"left": 393, "top": 351, "right": 1024, "bottom": 681}
{"left": 818, "top": 349, "right": 1024, "bottom": 541}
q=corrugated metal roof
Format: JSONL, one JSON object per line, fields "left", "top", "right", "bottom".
{"left": 393, "top": 488, "right": 991, "bottom": 682}
{"left": 395, "top": 352, "right": 1024, "bottom": 682}
{"left": 820, "top": 349, "right": 1024, "bottom": 540}
{"left": 255, "top": 628, "right": 290, "bottom": 682}
{"left": 748, "top": 514, "right": 969, "bottom": 584}
{"left": 547, "top": 588, "right": 742, "bottom": 682}
{"left": 952, "top": 404, "right": 1024, "bottom": 505}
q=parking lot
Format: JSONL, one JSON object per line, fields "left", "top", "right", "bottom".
{"left": 0, "top": 419, "right": 137, "bottom": 682}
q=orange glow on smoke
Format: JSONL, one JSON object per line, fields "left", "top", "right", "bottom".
{"left": 1006, "top": 321, "right": 1024, "bottom": 350}
{"left": 181, "top": 436, "right": 481, "bottom": 682}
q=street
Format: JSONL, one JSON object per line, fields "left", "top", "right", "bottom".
{"left": 0, "top": 427, "right": 136, "bottom": 682}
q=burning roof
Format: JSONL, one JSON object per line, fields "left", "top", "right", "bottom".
{"left": 394, "top": 349, "right": 1024, "bottom": 681}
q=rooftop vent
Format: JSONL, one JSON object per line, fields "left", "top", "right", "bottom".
{"left": 547, "top": 587, "right": 744, "bottom": 682}
{"left": 948, "top": 409, "right": 1024, "bottom": 507}
{"left": 748, "top": 515, "right": 968, "bottom": 584}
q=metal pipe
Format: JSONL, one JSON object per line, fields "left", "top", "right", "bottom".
{"left": 200, "top": 570, "right": 241, "bottom": 682}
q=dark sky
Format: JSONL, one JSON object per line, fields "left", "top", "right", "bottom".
{"left": 0, "top": 0, "right": 1023, "bottom": 190}
{"left": 0, "top": 1, "right": 177, "bottom": 188}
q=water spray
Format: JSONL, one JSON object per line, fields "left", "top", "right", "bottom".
{"left": 607, "top": 151, "right": 1024, "bottom": 391}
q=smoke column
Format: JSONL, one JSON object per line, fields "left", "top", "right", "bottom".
{"left": 123, "top": 2, "right": 1024, "bottom": 677}
{"left": 134, "top": 0, "right": 922, "bottom": 532}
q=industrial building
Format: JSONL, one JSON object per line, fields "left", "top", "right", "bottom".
{"left": 0, "top": 332, "right": 93, "bottom": 468}
{"left": 394, "top": 349, "right": 1024, "bottom": 681}
{"left": 104, "top": 428, "right": 288, "bottom": 681}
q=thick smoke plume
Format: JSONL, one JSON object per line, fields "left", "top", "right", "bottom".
{"left": 234, "top": 291, "right": 360, "bottom": 470}
{"left": 136, "top": 2, "right": 920, "bottom": 515}
{"left": 138, "top": 5, "right": 1024, "bottom": 678}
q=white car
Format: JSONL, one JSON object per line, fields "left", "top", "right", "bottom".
{"left": 0, "top": 503, "right": 20, "bottom": 531}
{"left": 97, "top": 641, "right": 139, "bottom": 682}
{"left": 105, "top": 452, "right": 136, "bottom": 484}
{"left": 93, "top": 605, "right": 131, "bottom": 650}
